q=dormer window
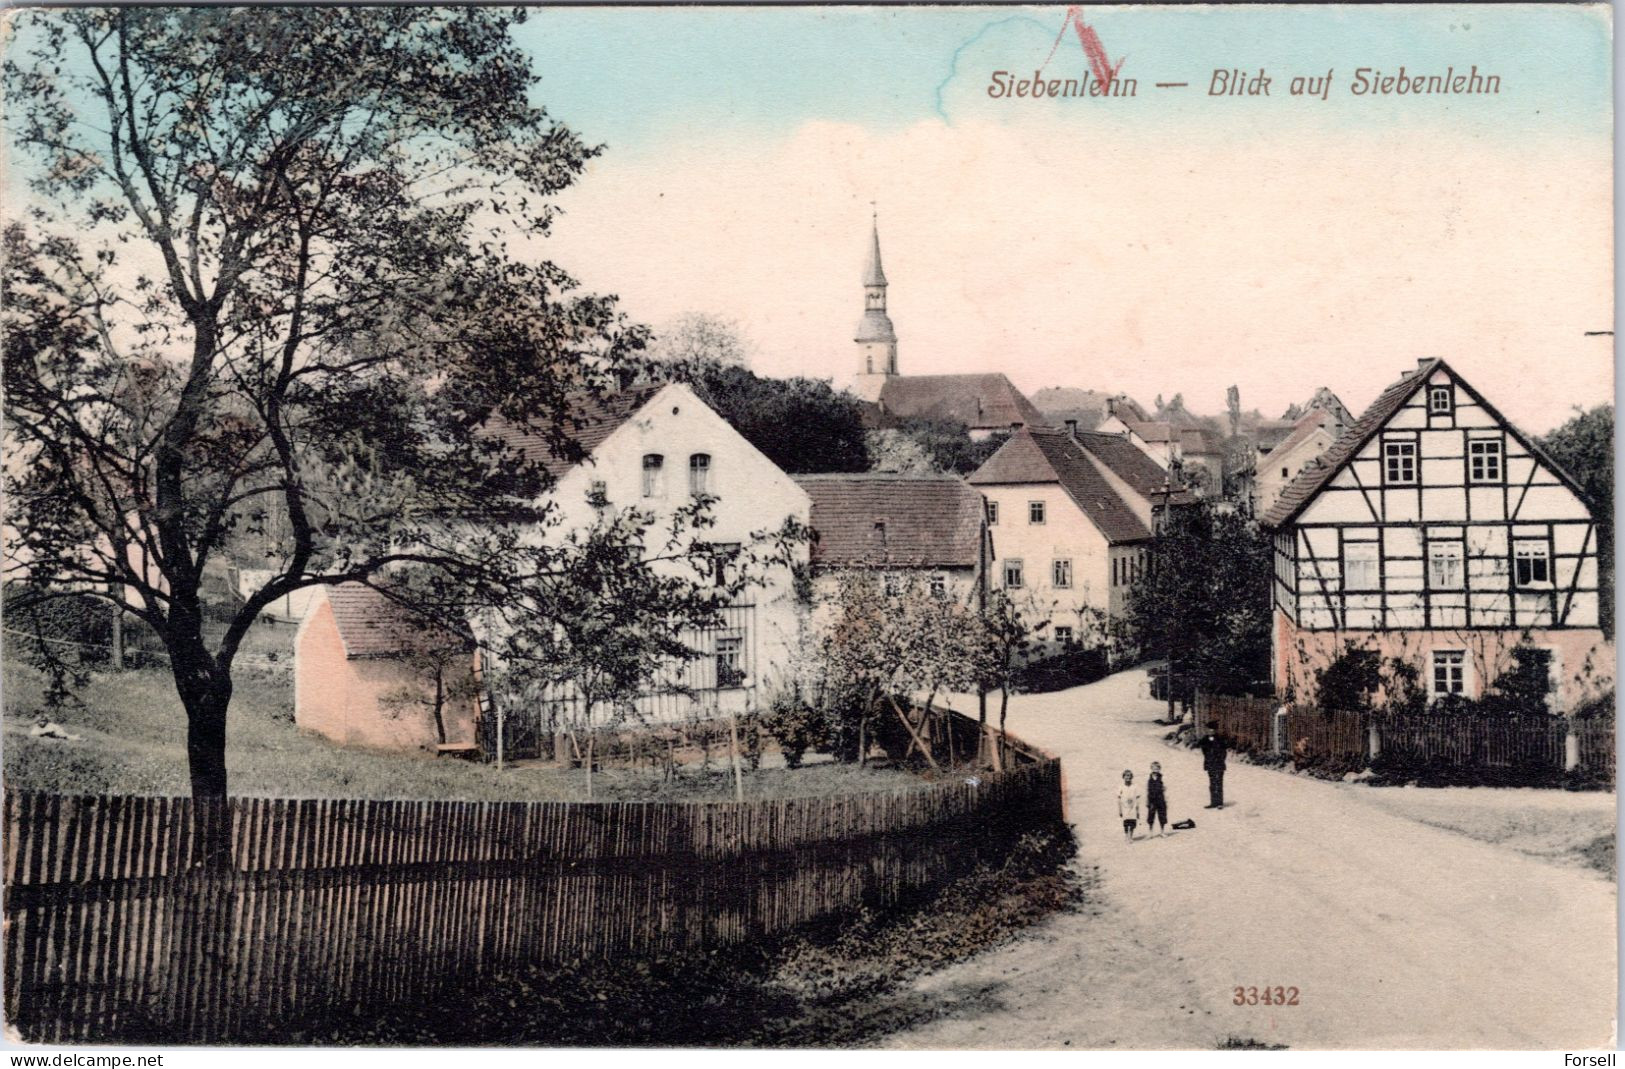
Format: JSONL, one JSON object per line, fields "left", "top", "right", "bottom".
{"left": 688, "top": 453, "right": 712, "bottom": 496}
{"left": 1429, "top": 385, "right": 1453, "bottom": 415}
{"left": 641, "top": 454, "right": 665, "bottom": 498}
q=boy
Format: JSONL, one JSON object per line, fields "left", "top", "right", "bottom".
{"left": 1145, "top": 761, "right": 1168, "bottom": 837}
{"left": 1117, "top": 769, "right": 1141, "bottom": 843}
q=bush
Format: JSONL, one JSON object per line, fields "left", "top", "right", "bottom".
{"left": 1012, "top": 646, "right": 1110, "bottom": 694}
{"left": 761, "top": 690, "right": 827, "bottom": 770}
{"left": 2, "top": 583, "right": 115, "bottom": 668}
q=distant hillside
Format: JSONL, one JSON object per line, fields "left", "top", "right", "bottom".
{"left": 1030, "top": 387, "right": 1112, "bottom": 430}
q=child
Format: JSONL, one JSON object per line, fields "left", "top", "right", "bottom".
{"left": 1145, "top": 761, "right": 1168, "bottom": 837}
{"left": 1117, "top": 769, "right": 1141, "bottom": 843}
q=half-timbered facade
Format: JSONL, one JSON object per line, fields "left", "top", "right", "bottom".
{"left": 1262, "top": 359, "right": 1609, "bottom": 710}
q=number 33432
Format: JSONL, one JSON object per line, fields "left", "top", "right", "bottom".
{"left": 1234, "top": 986, "right": 1299, "bottom": 1006}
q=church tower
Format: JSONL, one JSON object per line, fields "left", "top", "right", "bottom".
{"left": 853, "top": 216, "right": 897, "bottom": 402}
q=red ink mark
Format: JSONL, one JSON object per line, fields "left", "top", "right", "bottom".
{"left": 1042, "top": 6, "right": 1125, "bottom": 88}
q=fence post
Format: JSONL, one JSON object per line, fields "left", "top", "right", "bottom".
{"left": 1367, "top": 720, "right": 1381, "bottom": 761}
{"left": 1563, "top": 723, "right": 1580, "bottom": 772}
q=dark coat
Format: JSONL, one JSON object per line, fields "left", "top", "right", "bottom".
{"left": 1146, "top": 772, "right": 1166, "bottom": 806}
{"left": 1200, "top": 733, "right": 1227, "bottom": 771}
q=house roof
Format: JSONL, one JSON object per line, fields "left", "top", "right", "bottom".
{"left": 322, "top": 583, "right": 465, "bottom": 659}
{"left": 969, "top": 427, "right": 1158, "bottom": 544}
{"left": 1259, "top": 409, "right": 1337, "bottom": 469}
{"left": 1261, "top": 362, "right": 1442, "bottom": 528}
{"left": 876, "top": 374, "right": 1046, "bottom": 430}
{"left": 481, "top": 384, "right": 664, "bottom": 479}
{"left": 1179, "top": 427, "right": 1223, "bottom": 456}
{"left": 794, "top": 473, "right": 984, "bottom": 568}
{"left": 1122, "top": 418, "right": 1177, "bottom": 443}
{"left": 1072, "top": 430, "right": 1184, "bottom": 501}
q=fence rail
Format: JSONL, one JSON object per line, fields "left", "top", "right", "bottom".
{"left": 2, "top": 711, "right": 1062, "bottom": 1044}
{"left": 1196, "top": 693, "right": 1615, "bottom": 782}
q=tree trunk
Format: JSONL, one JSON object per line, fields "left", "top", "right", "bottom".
{"left": 174, "top": 651, "right": 232, "bottom": 869}
{"left": 998, "top": 686, "right": 1011, "bottom": 770}
{"left": 431, "top": 667, "right": 448, "bottom": 745}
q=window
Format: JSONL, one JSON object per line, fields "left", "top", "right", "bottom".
{"left": 1468, "top": 439, "right": 1503, "bottom": 484}
{"left": 987, "top": 501, "right": 999, "bottom": 526}
{"left": 1427, "top": 541, "right": 1464, "bottom": 589}
{"left": 1003, "top": 559, "right": 1024, "bottom": 589}
{"left": 1281, "top": 467, "right": 1290, "bottom": 479}
{"left": 707, "top": 543, "right": 740, "bottom": 587}
{"left": 1429, "top": 386, "right": 1453, "bottom": 414}
{"left": 929, "top": 574, "right": 946, "bottom": 598}
{"left": 588, "top": 479, "right": 608, "bottom": 508}
{"left": 1431, "top": 650, "right": 1466, "bottom": 698}
{"left": 1514, "top": 541, "right": 1551, "bottom": 587}
{"left": 1383, "top": 440, "right": 1417, "bottom": 485}
{"left": 1343, "top": 542, "right": 1379, "bottom": 590}
{"left": 1029, "top": 501, "right": 1046, "bottom": 525}
{"left": 688, "top": 453, "right": 712, "bottom": 496}
{"left": 1054, "top": 626, "right": 1074, "bottom": 645}
{"left": 1052, "top": 559, "right": 1073, "bottom": 589}
{"left": 715, "top": 635, "right": 745, "bottom": 689}
{"left": 1112, "top": 558, "right": 1120, "bottom": 586}
{"left": 641, "top": 453, "right": 665, "bottom": 498}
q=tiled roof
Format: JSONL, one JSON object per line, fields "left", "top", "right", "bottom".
{"left": 1072, "top": 431, "right": 1185, "bottom": 501}
{"left": 877, "top": 374, "right": 1046, "bottom": 430}
{"left": 969, "top": 428, "right": 1154, "bottom": 544}
{"left": 1123, "top": 418, "right": 1177, "bottom": 443}
{"left": 481, "top": 385, "right": 664, "bottom": 479}
{"left": 1179, "top": 428, "right": 1223, "bottom": 455}
{"left": 1261, "top": 360, "right": 1441, "bottom": 529}
{"left": 1259, "top": 409, "right": 1336, "bottom": 469}
{"left": 323, "top": 583, "right": 465, "bottom": 659}
{"left": 794, "top": 473, "right": 984, "bottom": 568}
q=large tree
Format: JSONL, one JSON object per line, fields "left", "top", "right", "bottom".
{"left": 1, "top": 9, "right": 669, "bottom": 806}
{"left": 1540, "top": 405, "right": 1613, "bottom": 638}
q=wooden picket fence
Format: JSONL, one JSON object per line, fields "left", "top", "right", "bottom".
{"left": 1196, "top": 693, "right": 1615, "bottom": 781}
{"left": 2, "top": 712, "right": 1063, "bottom": 1044}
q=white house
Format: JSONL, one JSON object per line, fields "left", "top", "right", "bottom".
{"left": 968, "top": 425, "right": 1188, "bottom": 643}
{"left": 1253, "top": 408, "right": 1341, "bottom": 518}
{"left": 1262, "top": 359, "right": 1610, "bottom": 710}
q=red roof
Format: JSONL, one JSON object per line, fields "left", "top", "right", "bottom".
{"left": 480, "top": 385, "right": 664, "bottom": 479}
{"left": 794, "top": 474, "right": 984, "bottom": 568}
{"left": 969, "top": 428, "right": 1157, "bottom": 544}
{"left": 876, "top": 374, "right": 1046, "bottom": 430}
{"left": 323, "top": 583, "right": 465, "bottom": 659}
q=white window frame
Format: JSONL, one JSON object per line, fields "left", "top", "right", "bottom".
{"left": 688, "top": 453, "right": 712, "bottom": 496}
{"left": 1028, "top": 500, "right": 1046, "bottom": 525}
{"left": 1468, "top": 438, "right": 1503, "bottom": 484}
{"left": 1428, "top": 385, "right": 1453, "bottom": 414}
{"left": 1427, "top": 541, "right": 1464, "bottom": 590}
{"left": 1342, "top": 542, "right": 1380, "bottom": 591}
{"left": 1054, "top": 625, "right": 1074, "bottom": 645}
{"left": 641, "top": 453, "right": 665, "bottom": 498}
{"left": 714, "top": 633, "right": 747, "bottom": 689}
{"left": 1430, "top": 649, "right": 1468, "bottom": 699}
{"left": 1383, "top": 439, "right": 1417, "bottom": 485}
{"left": 1003, "top": 558, "right": 1024, "bottom": 589}
{"left": 1052, "top": 558, "right": 1073, "bottom": 589}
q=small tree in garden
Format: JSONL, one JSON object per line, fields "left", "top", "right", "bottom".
{"left": 979, "top": 589, "right": 1046, "bottom": 767}
{"left": 1314, "top": 643, "right": 1384, "bottom": 713}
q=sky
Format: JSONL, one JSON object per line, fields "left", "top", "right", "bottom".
{"left": 513, "top": 4, "right": 1614, "bottom": 433}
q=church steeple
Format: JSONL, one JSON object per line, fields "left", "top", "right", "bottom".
{"left": 854, "top": 212, "right": 898, "bottom": 401}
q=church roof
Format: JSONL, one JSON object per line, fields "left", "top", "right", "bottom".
{"left": 863, "top": 220, "right": 887, "bottom": 288}
{"left": 795, "top": 473, "right": 983, "bottom": 568}
{"left": 856, "top": 309, "right": 896, "bottom": 343}
{"left": 876, "top": 373, "right": 1045, "bottom": 431}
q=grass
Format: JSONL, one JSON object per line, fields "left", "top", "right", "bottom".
{"left": 2, "top": 621, "right": 919, "bottom": 803}
{"left": 227, "top": 825, "right": 1082, "bottom": 1047}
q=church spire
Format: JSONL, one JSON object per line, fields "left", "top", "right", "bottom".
{"left": 853, "top": 211, "right": 898, "bottom": 401}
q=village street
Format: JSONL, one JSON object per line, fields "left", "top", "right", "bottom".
{"left": 885, "top": 669, "right": 1617, "bottom": 1050}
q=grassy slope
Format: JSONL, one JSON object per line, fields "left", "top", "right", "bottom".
{"left": 3, "top": 621, "right": 916, "bottom": 803}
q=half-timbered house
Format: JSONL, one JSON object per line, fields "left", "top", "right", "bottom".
{"left": 1262, "top": 359, "right": 1610, "bottom": 710}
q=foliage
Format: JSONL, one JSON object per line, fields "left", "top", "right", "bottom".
{"left": 0, "top": 8, "right": 733, "bottom": 805}
{"left": 648, "top": 311, "right": 750, "bottom": 368}
{"left": 1009, "top": 646, "right": 1110, "bottom": 694}
{"left": 1114, "top": 500, "right": 1271, "bottom": 696}
{"left": 1314, "top": 644, "right": 1382, "bottom": 712}
{"left": 760, "top": 688, "right": 827, "bottom": 770}
{"left": 1540, "top": 405, "right": 1613, "bottom": 637}
{"left": 873, "top": 419, "right": 1007, "bottom": 476}
{"left": 648, "top": 357, "right": 869, "bottom": 474}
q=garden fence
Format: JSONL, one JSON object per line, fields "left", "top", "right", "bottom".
{"left": 2, "top": 711, "right": 1062, "bottom": 1044}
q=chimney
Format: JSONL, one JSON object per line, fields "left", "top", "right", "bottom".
{"left": 1106, "top": 397, "right": 1118, "bottom": 417}
{"left": 1065, "top": 419, "right": 1079, "bottom": 439}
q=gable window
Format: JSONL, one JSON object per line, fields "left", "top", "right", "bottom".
{"left": 1054, "top": 626, "right": 1074, "bottom": 645}
{"left": 1383, "top": 440, "right": 1417, "bottom": 485}
{"left": 987, "top": 501, "right": 999, "bottom": 526}
{"left": 1428, "top": 385, "right": 1453, "bottom": 415}
{"left": 1029, "top": 501, "right": 1046, "bottom": 525}
{"left": 1052, "top": 559, "right": 1073, "bottom": 589}
{"left": 929, "top": 574, "right": 947, "bottom": 598}
{"left": 1427, "top": 541, "right": 1464, "bottom": 589}
{"left": 1281, "top": 467, "right": 1290, "bottom": 479}
{"left": 715, "top": 635, "right": 746, "bottom": 689}
{"left": 1468, "top": 439, "right": 1503, "bottom": 484}
{"left": 1343, "top": 542, "right": 1379, "bottom": 591}
{"left": 1431, "top": 650, "right": 1467, "bottom": 698}
{"left": 1514, "top": 540, "right": 1551, "bottom": 587}
{"left": 1003, "top": 559, "right": 1024, "bottom": 589}
{"left": 688, "top": 453, "right": 712, "bottom": 496}
{"left": 641, "top": 453, "right": 665, "bottom": 498}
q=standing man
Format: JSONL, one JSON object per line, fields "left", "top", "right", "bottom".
{"left": 1200, "top": 720, "right": 1227, "bottom": 809}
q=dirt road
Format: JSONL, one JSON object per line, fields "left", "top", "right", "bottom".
{"left": 883, "top": 670, "right": 1617, "bottom": 1050}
